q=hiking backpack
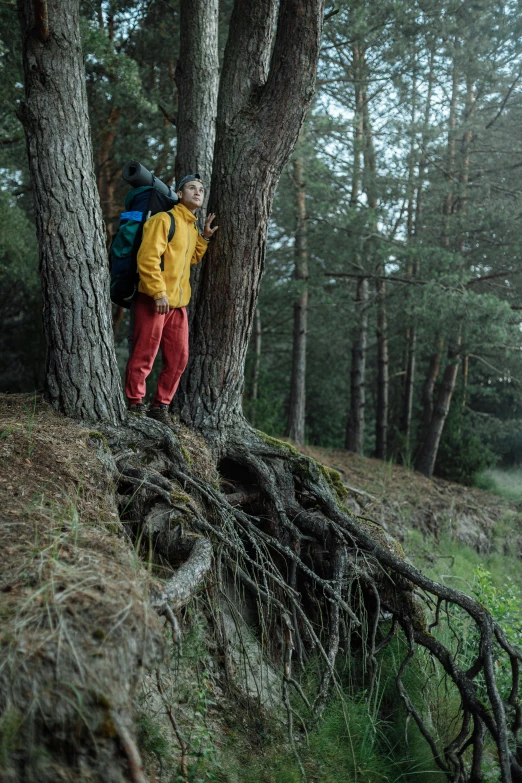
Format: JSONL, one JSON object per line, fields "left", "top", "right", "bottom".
{"left": 109, "top": 186, "right": 176, "bottom": 308}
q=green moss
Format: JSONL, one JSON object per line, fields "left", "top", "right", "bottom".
{"left": 179, "top": 443, "right": 193, "bottom": 466}
{"left": 355, "top": 516, "right": 406, "bottom": 560}
{"left": 0, "top": 707, "right": 23, "bottom": 765}
{"left": 254, "top": 430, "right": 300, "bottom": 456}
{"left": 170, "top": 488, "right": 192, "bottom": 505}
{"left": 88, "top": 431, "right": 109, "bottom": 449}
{"left": 318, "top": 463, "right": 348, "bottom": 502}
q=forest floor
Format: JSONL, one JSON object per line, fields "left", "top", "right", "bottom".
{"left": 2, "top": 395, "right": 522, "bottom": 782}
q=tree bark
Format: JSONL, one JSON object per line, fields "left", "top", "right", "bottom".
{"left": 416, "top": 69, "right": 473, "bottom": 478}
{"left": 345, "top": 276, "right": 368, "bottom": 454}
{"left": 442, "top": 54, "right": 459, "bottom": 247}
{"left": 174, "top": 0, "right": 219, "bottom": 329}
{"left": 421, "top": 339, "right": 444, "bottom": 429}
{"left": 250, "top": 308, "right": 262, "bottom": 427}
{"left": 175, "top": 0, "right": 219, "bottom": 188}
{"left": 179, "top": 0, "right": 325, "bottom": 438}
{"left": 343, "top": 43, "right": 367, "bottom": 456}
{"left": 286, "top": 156, "right": 309, "bottom": 446}
{"left": 401, "top": 50, "right": 434, "bottom": 454}
{"left": 18, "top": 0, "right": 125, "bottom": 424}
{"left": 375, "top": 277, "right": 388, "bottom": 459}
{"left": 415, "top": 333, "right": 462, "bottom": 478}
{"left": 361, "top": 79, "right": 388, "bottom": 459}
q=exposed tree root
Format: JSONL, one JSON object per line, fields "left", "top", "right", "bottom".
{"left": 102, "top": 415, "right": 522, "bottom": 783}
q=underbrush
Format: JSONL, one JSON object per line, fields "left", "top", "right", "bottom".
{"left": 224, "top": 639, "right": 446, "bottom": 783}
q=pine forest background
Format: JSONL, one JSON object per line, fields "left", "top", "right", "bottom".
{"left": 2, "top": 0, "right": 522, "bottom": 484}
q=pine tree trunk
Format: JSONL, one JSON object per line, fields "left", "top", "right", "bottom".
{"left": 343, "top": 47, "right": 367, "bottom": 455}
{"left": 96, "top": 105, "right": 121, "bottom": 245}
{"left": 461, "top": 354, "right": 469, "bottom": 414}
{"left": 286, "top": 156, "right": 309, "bottom": 446}
{"left": 416, "top": 69, "right": 473, "bottom": 477}
{"left": 179, "top": 0, "right": 325, "bottom": 437}
{"left": 442, "top": 55, "right": 460, "bottom": 246}
{"left": 401, "top": 51, "right": 434, "bottom": 454}
{"left": 375, "top": 278, "right": 388, "bottom": 459}
{"left": 18, "top": 0, "right": 125, "bottom": 424}
{"left": 346, "top": 277, "right": 368, "bottom": 454}
{"left": 401, "top": 326, "right": 417, "bottom": 450}
{"left": 174, "top": 0, "right": 219, "bottom": 328}
{"left": 415, "top": 333, "right": 462, "bottom": 478}
{"left": 360, "top": 82, "right": 387, "bottom": 459}
{"left": 421, "top": 339, "right": 444, "bottom": 428}
{"left": 175, "top": 0, "right": 219, "bottom": 186}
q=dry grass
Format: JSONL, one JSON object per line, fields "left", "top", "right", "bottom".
{"left": 0, "top": 394, "right": 164, "bottom": 783}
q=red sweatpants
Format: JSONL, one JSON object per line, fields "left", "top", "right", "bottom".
{"left": 125, "top": 294, "right": 189, "bottom": 405}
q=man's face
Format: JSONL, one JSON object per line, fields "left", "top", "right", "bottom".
{"left": 178, "top": 180, "right": 205, "bottom": 212}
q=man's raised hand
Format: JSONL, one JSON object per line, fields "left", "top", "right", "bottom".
{"left": 204, "top": 213, "right": 219, "bottom": 239}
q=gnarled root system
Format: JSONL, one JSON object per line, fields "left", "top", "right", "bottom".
{"left": 103, "top": 415, "right": 522, "bottom": 783}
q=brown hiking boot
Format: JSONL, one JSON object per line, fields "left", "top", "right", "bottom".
{"left": 127, "top": 402, "right": 146, "bottom": 417}
{"left": 147, "top": 404, "right": 178, "bottom": 431}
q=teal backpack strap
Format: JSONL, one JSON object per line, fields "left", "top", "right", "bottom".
{"left": 160, "top": 213, "right": 176, "bottom": 271}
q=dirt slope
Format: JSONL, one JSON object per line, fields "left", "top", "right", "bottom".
{"left": 298, "top": 444, "right": 522, "bottom": 556}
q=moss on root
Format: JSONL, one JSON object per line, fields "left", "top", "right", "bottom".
{"left": 254, "top": 430, "right": 300, "bottom": 456}
{"left": 357, "top": 516, "right": 406, "bottom": 560}
{"left": 318, "top": 464, "right": 349, "bottom": 503}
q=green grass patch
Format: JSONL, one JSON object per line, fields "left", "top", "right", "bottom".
{"left": 474, "top": 467, "right": 522, "bottom": 502}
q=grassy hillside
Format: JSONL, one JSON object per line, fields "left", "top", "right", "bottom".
{"left": 1, "top": 396, "right": 521, "bottom": 783}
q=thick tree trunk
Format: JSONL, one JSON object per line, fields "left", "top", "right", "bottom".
{"left": 175, "top": 0, "right": 219, "bottom": 187}
{"left": 415, "top": 333, "right": 462, "bottom": 478}
{"left": 345, "top": 277, "right": 368, "bottom": 454}
{"left": 174, "top": 0, "right": 219, "bottom": 329}
{"left": 179, "top": 0, "right": 325, "bottom": 437}
{"left": 18, "top": 0, "right": 125, "bottom": 424}
{"left": 286, "top": 156, "right": 309, "bottom": 446}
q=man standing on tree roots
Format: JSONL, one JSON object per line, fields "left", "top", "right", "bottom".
{"left": 125, "top": 176, "right": 218, "bottom": 425}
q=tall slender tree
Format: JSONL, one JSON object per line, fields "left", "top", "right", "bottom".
{"left": 345, "top": 39, "right": 368, "bottom": 455}
{"left": 286, "top": 154, "right": 309, "bottom": 445}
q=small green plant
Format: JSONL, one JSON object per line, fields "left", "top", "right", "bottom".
{"left": 137, "top": 713, "right": 173, "bottom": 768}
{"left": 472, "top": 565, "right": 522, "bottom": 697}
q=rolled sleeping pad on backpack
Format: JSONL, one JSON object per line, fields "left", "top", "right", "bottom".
{"left": 121, "top": 160, "right": 179, "bottom": 203}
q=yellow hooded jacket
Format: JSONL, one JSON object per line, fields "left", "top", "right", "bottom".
{"left": 137, "top": 202, "right": 209, "bottom": 307}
